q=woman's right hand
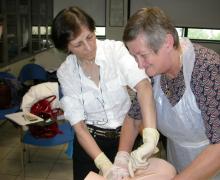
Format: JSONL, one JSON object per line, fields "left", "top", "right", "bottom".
{"left": 106, "top": 151, "right": 130, "bottom": 180}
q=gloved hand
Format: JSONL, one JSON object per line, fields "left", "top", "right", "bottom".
{"left": 94, "top": 152, "right": 113, "bottom": 177}
{"left": 128, "top": 128, "right": 160, "bottom": 177}
{"left": 105, "top": 151, "right": 130, "bottom": 180}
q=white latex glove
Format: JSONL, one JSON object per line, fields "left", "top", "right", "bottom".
{"left": 106, "top": 151, "right": 130, "bottom": 180}
{"left": 128, "top": 128, "right": 160, "bottom": 177}
{"left": 94, "top": 152, "right": 113, "bottom": 177}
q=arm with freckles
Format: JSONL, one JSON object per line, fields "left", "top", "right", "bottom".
{"left": 74, "top": 121, "right": 112, "bottom": 176}
{"left": 134, "top": 79, "right": 157, "bottom": 128}
{"left": 105, "top": 115, "right": 143, "bottom": 179}
{"left": 115, "top": 79, "right": 156, "bottom": 154}
{"left": 174, "top": 143, "right": 220, "bottom": 179}
{"left": 118, "top": 115, "right": 142, "bottom": 152}
{"left": 107, "top": 80, "right": 158, "bottom": 179}
{"left": 74, "top": 121, "right": 102, "bottom": 159}
{"left": 128, "top": 79, "right": 160, "bottom": 177}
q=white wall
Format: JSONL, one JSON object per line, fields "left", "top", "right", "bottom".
{"left": 130, "top": 0, "right": 220, "bottom": 29}
{"left": 1, "top": 0, "right": 219, "bottom": 74}
{"left": 53, "top": 0, "right": 106, "bottom": 26}
{"left": 129, "top": 0, "right": 220, "bottom": 53}
{"left": 105, "top": 0, "right": 128, "bottom": 41}
{"left": 53, "top": 0, "right": 128, "bottom": 41}
{"left": 0, "top": 48, "right": 66, "bottom": 77}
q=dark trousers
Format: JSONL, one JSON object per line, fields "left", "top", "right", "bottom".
{"left": 73, "top": 134, "right": 119, "bottom": 180}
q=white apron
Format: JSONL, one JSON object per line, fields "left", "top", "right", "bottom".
{"left": 153, "top": 38, "right": 220, "bottom": 179}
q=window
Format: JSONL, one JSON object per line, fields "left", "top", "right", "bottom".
{"left": 0, "top": 0, "right": 53, "bottom": 67}
{"left": 95, "top": 27, "right": 106, "bottom": 38}
{"left": 176, "top": 27, "right": 185, "bottom": 37}
{"left": 32, "top": 26, "right": 51, "bottom": 35}
{"left": 176, "top": 27, "right": 220, "bottom": 42}
{"left": 188, "top": 28, "right": 220, "bottom": 41}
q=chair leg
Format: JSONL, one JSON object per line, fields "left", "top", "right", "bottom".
{"left": 27, "top": 144, "right": 31, "bottom": 163}
{"left": 20, "top": 128, "right": 26, "bottom": 180}
{"left": 21, "top": 142, "right": 26, "bottom": 180}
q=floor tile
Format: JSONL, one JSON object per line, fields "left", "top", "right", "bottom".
{"left": 0, "top": 174, "right": 17, "bottom": 180}
{"left": 0, "top": 159, "right": 22, "bottom": 175}
{"left": 31, "top": 148, "right": 60, "bottom": 162}
{"left": 16, "top": 176, "right": 45, "bottom": 180}
{"left": 47, "top": 162, "right": 73, "bottom": 180}
{"left": 0, "top": 147, "right": 13, "bottom": 160}
{"left": 23, "top": 161, "right": 53, "bottom": 178}
{"left": 0, "top": 121, "right": 73, "bottom": 180}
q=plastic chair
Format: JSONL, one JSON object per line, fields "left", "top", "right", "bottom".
{"left": 18, "top": 63, "right": 48, "bottom": 85}
{"left": 21, "top": 120, "right": 74, "bottom": 178}
{"left": 0, "top": 72, "right": 20, "bottom": 121}
{"left": 20, "top": 82, "right": 74, "bottom": 177}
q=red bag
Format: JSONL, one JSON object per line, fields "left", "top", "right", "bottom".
{"left": 29, "top": 95, "right": 63, "bottom": 138}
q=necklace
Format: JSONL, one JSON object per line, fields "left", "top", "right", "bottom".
{"left": 77, "top": 58, "right": 99, "bottom": 85}
{"left": 78, "top": 59, "right": 94, "bottom": 78}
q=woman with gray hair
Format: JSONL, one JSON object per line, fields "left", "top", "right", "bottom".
{"left": 120, "top": 7, "right": 220, "bottom": 180}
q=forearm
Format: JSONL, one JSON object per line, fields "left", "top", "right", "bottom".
{"left": 135, "top": 79, "right": 157, "bottom": 128}
{"left": 118, "top": 115, "right": 141, "bottom": 152}
{"left": 74, "top": 121, "right": 102, "bottom": 160}
{"left": 174, "top": 143, "right": 220, "bottom": 179}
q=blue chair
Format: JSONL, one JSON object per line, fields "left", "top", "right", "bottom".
{"left": 0, "top": 72, "right": 20, "bottom": 121}
{"left": 23, "top": 121, "right": 74, "bottom": 147}
{"left": 0, "top": 71, "right": 16, "bottom": 79}
{"left": 20, "top": 82, "right": 74, "bottom": 176}
{"left": 21, "top": 120, "right": 74, "bottom": 178}
{"left": 18, "top": 63, "right": 48, "bottom": 85}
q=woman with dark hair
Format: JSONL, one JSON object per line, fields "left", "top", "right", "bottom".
{"left": 51, "top": 6, "right": 158, "bottom": 180}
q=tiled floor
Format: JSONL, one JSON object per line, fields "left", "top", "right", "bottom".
{"left": 0, "top": 120, "right": 73, "bottom": 180}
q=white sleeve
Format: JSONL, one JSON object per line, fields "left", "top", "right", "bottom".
{"left": 57, "top": 57, "right": 85, "bottom": 126}
{"left": 113, "top": 41, "right": 150, "bottom": 90}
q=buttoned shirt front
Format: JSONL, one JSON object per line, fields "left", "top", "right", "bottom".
{"left": 57, "top": 39, "right": 148, "bottom": 129}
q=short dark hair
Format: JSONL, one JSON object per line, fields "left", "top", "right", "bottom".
{"left": 51, "top": 6, "right": 95, "bottom": 52}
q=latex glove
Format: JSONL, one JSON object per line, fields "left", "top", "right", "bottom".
{"left": 128, "top": 128, "right": 160, "bottom": 177}
{"left": 94, "top": 152, "right": 113, "bottom": 177}
{"left": 106, "top": 151, "right": 130, "bottom": 180}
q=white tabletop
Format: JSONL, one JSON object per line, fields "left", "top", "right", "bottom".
{"left": 5, "top": 112, "right": 43, "bottom": 126}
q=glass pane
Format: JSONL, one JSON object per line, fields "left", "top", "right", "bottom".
{"left": 188, "top": 28, "right": 220, "bottom": 41}
{"left": 20, "top": 15, "right": 29, "bottom": 55}
{"left": 31, "top": 0, "right": 53, "bottom": 52}
{"left": 7, "top": 14, "right": 18, "bottom": 59}
{"left": 95, "top": 27, "right": 105, "bottom": 37}
{"left": 176, "top": 27, "right": 184, "bottom": 37}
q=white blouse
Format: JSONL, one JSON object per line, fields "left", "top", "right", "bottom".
{"left": 57, "top": 39, "right": 148, "bottom": 129}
